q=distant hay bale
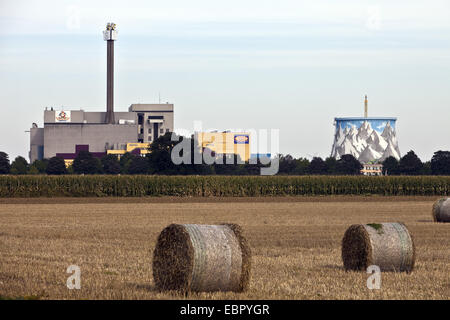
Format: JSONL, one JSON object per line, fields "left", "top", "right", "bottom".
{"left": 152, "top": 223, "right": 251, "bottom": 293}
{"left": 342, "top": 222, "right": 415, "bottom": 273}
{"left": 432, "top": 198, "right": 450, "bottom": 222}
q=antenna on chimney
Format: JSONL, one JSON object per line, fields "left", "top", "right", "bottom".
{"left": 364, "top": 95, "right": 368, "bottom": 118}
{"left": 103, "top": 22, "right": 118, "bottom": 124}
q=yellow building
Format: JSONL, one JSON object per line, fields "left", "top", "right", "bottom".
{"left": 196, "top": 132, "right": 250, "bottom": 162}
{"left": 107, "top": 142, "right": 150, "bottom": 158}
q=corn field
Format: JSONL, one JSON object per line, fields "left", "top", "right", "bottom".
{"left": 0, "top": 175, "right": 449, "bottom": 197}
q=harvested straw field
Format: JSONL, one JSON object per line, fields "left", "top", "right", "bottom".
{"left": 0, "top": 196, "right": 448, "bottom": 300}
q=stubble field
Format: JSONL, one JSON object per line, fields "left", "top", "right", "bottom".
{"left": 0, "top": 196, "right": 448, "bottom": 300}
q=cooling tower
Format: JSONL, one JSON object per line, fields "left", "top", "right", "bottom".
{"left": 331, "top": 117, "right": 400, "bottom": 163}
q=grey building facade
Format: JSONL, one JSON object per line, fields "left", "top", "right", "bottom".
{"left": 130, "top": 104, "right": 174, "bottom": 143}
{"left": 29, "top": 103, "right": 174, "bottom": 163}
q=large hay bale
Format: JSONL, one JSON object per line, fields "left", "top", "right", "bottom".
{"left": 152, "top": 223, "right": 251, "bottom": 293}
{"left": 432, "top": 198, "right": 450, "bottom": 222}
{"left": 342, "top": 222, "right": 415, "bottom": 273}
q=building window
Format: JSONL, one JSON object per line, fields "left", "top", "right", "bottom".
{"left": 166, "top": 128, "right": 170, "bottom": 133}
{"left": 160, "top": 128, "right": 164, "bottom": 134}
{"left": 148, "top": 136, "right": 152, "bottom": 141}
{"left": 148, "top": 128, "right": 152, "bottom": 134}
{"left": 140, "top": 128, "right": 144, "bottom": 134}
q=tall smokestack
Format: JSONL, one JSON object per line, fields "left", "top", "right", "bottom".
{"left": 364, "top": 95, "right": 368, "bottom": 118}
{"left": 103, "top": 23, "right": 117, "bottom": 124}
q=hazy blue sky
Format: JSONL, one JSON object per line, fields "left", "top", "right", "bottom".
{"left": 1, "top": 0, "right": 449, "bottom": 162}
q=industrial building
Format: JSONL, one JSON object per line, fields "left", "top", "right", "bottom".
{"left": 361, "top": 163, "right": 384, "bottom": 176}
{"left": 29, "top": 23, "right": 174, "bottom": 164}
{"left": 28, "top": 23, "right": 263, "bottom": 167}
{"left": 330, "top": 96, "right": 401, "bottom": 166}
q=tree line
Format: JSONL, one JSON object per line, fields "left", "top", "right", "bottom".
{"left": 278, "top": 150, "right": 450, "bottom": 176}
{"left": 1, "top": 133, "right": 449, "bottom": 175}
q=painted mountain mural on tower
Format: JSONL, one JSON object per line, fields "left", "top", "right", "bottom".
{"left": 331, "top": 120, "right": 400, "bottom": 163}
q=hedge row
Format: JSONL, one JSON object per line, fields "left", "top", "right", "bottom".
{"left": 0, "top": 175, "right": 449, "bottom": 197}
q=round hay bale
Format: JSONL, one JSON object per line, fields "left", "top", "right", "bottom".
{"left": 152, "top": 223, "right": 251, "bottom": 293}
{"left": 432, "top": 198, "right": 450, "bottom": 222}
{"left": 342, "top": 222, "right": 415, "bottom": 273}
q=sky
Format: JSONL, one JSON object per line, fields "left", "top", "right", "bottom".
{"left": 1, "top": 0, "right": 449, "bottom": 162}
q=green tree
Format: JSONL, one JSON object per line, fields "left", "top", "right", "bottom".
{"left": 30, "top": 159, "right": 48, "bottom": 174}
{"left": 46, "top": 157, "right": 67, "bottom": 175}
{"left": 431, "top": 150, "right": 450, "bottom": 175}
{"left": 119, "top": 152, "right": 135, "bottom": 174}
{"left": 325, "top": 157, "right": 337, "bottom": 175}
{"left": 278, "top": 154, "right": 297, "bottom": 174}
{"left": 242, "top": 161, "right": 262, "bottom": 175}
{"left": 73, "top": 151, "right": 102, "bottom": 174}
{"left": 0, "top": 151, "right": 11, "bottom": 174}
{"left": 292, "top": 157, "right": 310, "bottom": 175}
{"left": 147, "top": 132, "right": 181, "bottom": 174}
{"left": 128, "top": 156, "right": 149, "bottom": 174}
{"left": 10, "top": 156, "right": 29, "bottom": 175}
{"left": 421, "top": 161, "right": 432, "bottom": 175}
{"left": 382, "top": 156, "right": 400, "bottom": 175}
{"left": 399, "top": 150, "right": 423, "bottom": 175}
{"left": 28, "top": 166, "right": 39, "bottom": 175}
{"left": 66, "top": 164, "right": 74, "bottom": 175}
{"left": 335, "top": 154, "right": 362, "bottom": 175}
{"left": 101, "top": 154, "right": 121, "bottom": 174}
{"left": 308, "top": 157, "right": 327, "bottom": 175}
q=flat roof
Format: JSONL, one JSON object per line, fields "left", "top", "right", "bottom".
{"left": 334, "top": 117, "right": 397, "bottom": 121}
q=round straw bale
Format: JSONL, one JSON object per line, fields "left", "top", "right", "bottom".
{"left": 152, "top": 223, "right": 251, "bottom": 293}
{"left": 432, "top": 198, "right": 450, "bottom": 222}
{"left": 342, "top": 222, "right": 415, "bottom": 273}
